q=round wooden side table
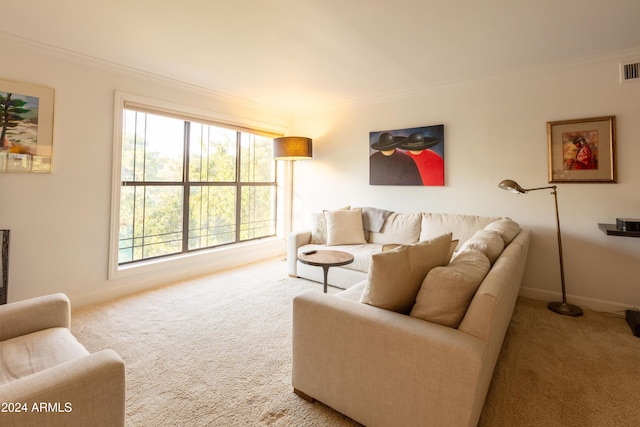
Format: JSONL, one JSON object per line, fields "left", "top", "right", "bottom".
{"left": 297, "top": 250, "right": 354, "bottom": 293}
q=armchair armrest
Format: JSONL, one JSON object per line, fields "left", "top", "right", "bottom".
{"left": 0, "top": 349, "right": 126, "bottom": 427}
{"left": 287, "top": 230, "right": 312, "bottom": 277}
{"left": 292, "top": 290, "right": 487, "bottom": 427}
{"left": 0, "top": 293, "right": 70, "bottom": 342}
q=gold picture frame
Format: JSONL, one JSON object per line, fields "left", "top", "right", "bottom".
{"left": 547, "top": 115, "right": 616, "bottom": 183}
{"left": 0, "top": 78, "right": 55, "bottom": 173}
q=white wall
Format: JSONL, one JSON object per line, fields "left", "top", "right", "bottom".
{"left": 2, "top": 33, "right": 639, "bottom": 313}
{"left": 0, "top": 36, "right": 291, "bottom": 307}
{"left": 290, "top": 48, "right": 640, "bottom": 313}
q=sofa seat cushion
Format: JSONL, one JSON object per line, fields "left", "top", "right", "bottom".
{"left": 368, "top": 212, "right": 422, "bottom": 245}
{"left": 360, "top": 233, "right": 453, "bottom": 313}
{"left": 0, "top": 327, "right": 89, "bottom": 384}
{"left": 298, "top": 244, "right": 382, "bottom": 273}
{"left": 410, "top": 249, "right": 491, "bottom": 328}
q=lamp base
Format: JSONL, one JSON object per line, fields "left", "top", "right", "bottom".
{"left": 548, "top": 301, "right": 583, "bottom": 317}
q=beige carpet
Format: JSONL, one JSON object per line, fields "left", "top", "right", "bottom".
{"left": 72, "top": 257, "right": 640, "bottom": 426}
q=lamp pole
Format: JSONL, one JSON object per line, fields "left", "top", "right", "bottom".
{"left": 547, "top": 185, "right": 583, "bottom": 316}
{"left": 498, "top": 180, "right": 583, "bottom": 316}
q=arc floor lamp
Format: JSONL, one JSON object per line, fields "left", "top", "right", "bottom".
{"left": 498, "top": 179, "right": 583, "bottom": 317}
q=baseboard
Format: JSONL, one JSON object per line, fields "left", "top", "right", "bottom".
{"left": 518, "top": 286, "right": 631, "bottom": 316}
{"left": 73, "top": 239, "right": 286, "bottom": 308}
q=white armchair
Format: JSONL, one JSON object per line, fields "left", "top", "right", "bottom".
{"left": 0, "top": 293, "right": 125, "bottom": 427}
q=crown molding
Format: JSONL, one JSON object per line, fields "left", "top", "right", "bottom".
{"left": 0, "top": 30, "right": 293, "bottom": 117}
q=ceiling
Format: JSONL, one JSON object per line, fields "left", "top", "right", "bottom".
{"left": 2, "top": 0, "right": 640, "bottom": 112}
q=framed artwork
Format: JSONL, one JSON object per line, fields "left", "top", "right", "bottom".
{"left": 547, "top": 116, "right": 616, "bottom": 183}
{"left": 0, "top": 79, "right": 55, "bottom": 173}
{"left": 369, "top": 124, "right": 444, "bottom": 186}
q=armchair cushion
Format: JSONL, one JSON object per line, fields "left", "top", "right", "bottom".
{"left": 0, "top": 328, "right": 89, "bottom": 384}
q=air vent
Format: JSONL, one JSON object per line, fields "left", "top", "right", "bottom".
{"left": 620, "top": 61, "right": 640, "bottom": 83}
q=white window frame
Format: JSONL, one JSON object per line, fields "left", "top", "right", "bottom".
{"left": 108, "top": 92, "right": 288, "bottom": 280}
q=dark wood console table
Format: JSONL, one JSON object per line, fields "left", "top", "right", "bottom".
{"left": 598, "top": 223, "right": 640, "bottom": 238}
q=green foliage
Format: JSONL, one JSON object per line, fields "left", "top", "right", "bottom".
{"left": 1, "top": 93, "right": 31, "bottom": 146}
{"left": 119, "top": 110, "right": 276, "bottom": 264}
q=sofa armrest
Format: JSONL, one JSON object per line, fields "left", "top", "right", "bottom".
{"left": 0, "top": 293, "right": 70, "bottom": 342}
{"left": 0, "top": 349, "right": 126, "bottom": 427}
{"left": 292, "top": 291, "right": 486, "bottom": 427}
{"left": 287, "top": 230, "right": 312, "bottom": 276}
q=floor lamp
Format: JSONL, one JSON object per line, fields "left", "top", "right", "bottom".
{"left": 273, "top": 137, "right": 313, "bottom": 236}
{"left": 498, "top": 179, "right": 583, "bottom": 317}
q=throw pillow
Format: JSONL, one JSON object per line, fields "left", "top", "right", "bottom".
{"left": 309, "top": 212, "right": 327, "bottom": 244}
{"left": 324, "top": 208, "right": 367, "bottom": 246}
{"left": 484, "top": 218, "right": 520, "bottom": 245}
{"left": 310, "top": 205, "right": 350, "bottom": 244}
{"left": 360, "top": 233, "right": 453, "bottom": 313}
{"left": 447, "top": 239, "right": 459, "bottom": 263}
{"left": 457, "top": 229, "right": 504, "bottom": 264}
{"left": 410, "top": 249, "right": 491, "bottom": 328}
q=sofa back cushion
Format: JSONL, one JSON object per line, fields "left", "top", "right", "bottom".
{"left": 484, "top": 218, "right": 521, "bottom": 245}
{"left": 456, "top": 229, "right": 505, "bottom": 265}
{"left": 420, "top": 213, "right": 503, "bottom": 250}
{"left": 458, "top": 230, "right": 528, "bottom": 341}
{"left": 368, "top": 213, "right": 422, "bottom": 245}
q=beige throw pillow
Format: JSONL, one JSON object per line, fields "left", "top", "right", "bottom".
{"left": 410, "top": 249, "right": 491, "bottom": 327}
{"left": 360, "top": 233, "right": 453, "bottom": 313}
{"left": 324, "top": 208, "right": 367, "bottom": 246}
{"left": 309, "top": 212, "right": 328, "bottom": 244}
{"left": 310, "top": 205, "right": 350, "bottom": 244}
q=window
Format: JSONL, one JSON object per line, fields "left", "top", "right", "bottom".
{"left": 116, "top": 105, "right": 279, "bottom": 266}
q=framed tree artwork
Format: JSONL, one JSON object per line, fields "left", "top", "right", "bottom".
{"left": 0, "top": 79, "right": 55, "bottom": 173}
{"left": 547, "top": 116, "right": 616, "bottom": 183}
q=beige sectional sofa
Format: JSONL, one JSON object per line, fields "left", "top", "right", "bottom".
{"left": 288, "top": 209, "right": 506, "bottom": 289}
{"left": 290, "top": 208, "right": 530, "bottom": 426}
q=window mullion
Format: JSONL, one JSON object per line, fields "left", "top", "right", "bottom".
{"left": 182, "top": 121, "right": 190, "bottom": 253}
{"left": 235, "top": 131, "right": 242, "bottom": 244}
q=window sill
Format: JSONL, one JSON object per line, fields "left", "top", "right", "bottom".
{"left": 108, "top": 237, "right": 286, "bottom": 281}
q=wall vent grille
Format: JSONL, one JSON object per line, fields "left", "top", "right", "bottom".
{"left": 620, "top": 61, "right": 640, "bottom": 83}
